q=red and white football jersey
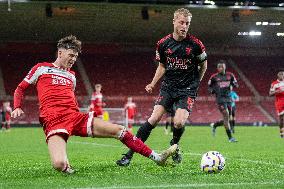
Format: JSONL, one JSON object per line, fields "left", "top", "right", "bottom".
{"left": 91, "top": 92, "right": 103, "bottom": 109}
{"left": 125, "top": 102, "right": 136, "bottom": 118}
{"left": 3, "top": 106, "right": 12, "bottom": 113}
{"left": 270, "top": 80, "right": 284, "bottom": 104}
{"left": 14, "top": 62, "right": 79, "bottom": 117}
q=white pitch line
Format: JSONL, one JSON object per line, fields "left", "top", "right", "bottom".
{"left": 71, "top": 141, "right": 284, "bottom": 168}
{"left": 235, "top": 158, "right": 284, "bottom": 168}
{"left": 76, "top": 181, "right": 283, "bottom": 189}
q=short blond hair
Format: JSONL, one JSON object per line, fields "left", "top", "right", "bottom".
{"left": 57, "top": 35, "right": 82, "bottom": 53}
{"left": 174, "top": 8, "right": 192, "bottom": 19}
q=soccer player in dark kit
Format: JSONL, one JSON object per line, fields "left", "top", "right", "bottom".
{"left": 208, "top": 62, "right": 238, "bottom": 142}
{"left": 210, "top": 87, "right": 239, "bottom": 134}
{"left": 116, "top": 8, "right": 208, "bottom": 166}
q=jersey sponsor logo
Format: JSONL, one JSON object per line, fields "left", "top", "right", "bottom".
{"left": 218, "top": 81, "right": 231, "bottom": 88}
{"left": 166, "top": 57, "right": 190, "bottom": 70}
{"left": 51, "top": 75, "right": 72, "bottom": 86}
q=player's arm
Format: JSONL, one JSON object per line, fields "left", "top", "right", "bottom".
{"left": 11, "top": 80, "right": 30, "bottom": 118}
{"left": 269, "top": 87, "right": 276, "bottom": 96}
{"left": 208, "top": 76, "right": 215, "bottom": 94}
{"left": 12, "top": 64, "right": 39, "bottom": 118}
{"left": 198, "top": 60, "right": 207, "bottom": 82}
{"left": 269, "top": 84, "right": 282, "bottom": 96}
{"left": 231, "top": 73, "right": 239, "bottom": 88}
{"left": 193, "top": 38, "right": 207, "bottom": 82}
{"left": 145, "top": 63, "right": 166, "bottom": 93}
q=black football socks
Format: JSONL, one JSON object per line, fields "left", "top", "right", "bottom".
{"left": 172, "top": 127, "right": 185, "bottom": 145}
{"left": 226, "top": 129, "right": 232, "bottom": 139}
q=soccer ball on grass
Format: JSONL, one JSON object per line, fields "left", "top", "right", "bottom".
{"left": 200, "top": 151, "right": 225, "bottom": 173}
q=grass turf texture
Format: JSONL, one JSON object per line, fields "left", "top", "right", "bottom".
{"left": 0, "top": 126, "right": 283, "bottom": 189}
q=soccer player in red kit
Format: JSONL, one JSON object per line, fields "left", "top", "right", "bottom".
{"left": 11, "top": 35, "right": 177, "bottom": 173}
{"left": 89, "top": 84, "right": 105, "bottom": 118}
{"left": 1, "top": 101, "right": 12, "bottom": 131}
{"left": 269, "top": 71, "right": 284, "bottom": 138}
{"left": 125, "top": 97, "right": 136, "bottom": 133}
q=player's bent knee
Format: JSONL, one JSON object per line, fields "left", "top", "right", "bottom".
{"left": 148, "top": 116, "right": 161, "bottom": 125}
{"left": 52, "top": 159, "right": 66, "bottom": 171}
{"left": 174, "top": 121, "right": 184, "bottom": 129}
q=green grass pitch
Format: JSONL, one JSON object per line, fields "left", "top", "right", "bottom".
{"left": 0, "top": 126, "right": 284, "bottom": 189}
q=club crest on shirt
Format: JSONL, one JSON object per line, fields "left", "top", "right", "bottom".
{"left": 186, "top": 47, "right": 192, "bottom": 55}
{"left": 165, "top": 48, "right": 173, "bottom": 55}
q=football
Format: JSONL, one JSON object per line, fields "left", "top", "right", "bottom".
{"left": 200, "top": 151, "right": 225, "bottom": 173}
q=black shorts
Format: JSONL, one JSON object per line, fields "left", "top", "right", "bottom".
{"left": 155, "top": 88, "right": 196, "bottom": 113}
{"left": 166, "top": 106, "right": 175, "bottom": 117}
{"left": 217, "top": 102, "right": 232, "bottom": 113}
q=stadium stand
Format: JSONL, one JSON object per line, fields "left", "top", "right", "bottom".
{"left": 230, "top": 56, "right": 284, "bottom": 96}
{"left": 0, "top": 43, "right": 280, "bottom": 124}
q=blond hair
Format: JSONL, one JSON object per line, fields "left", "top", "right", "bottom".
{"left": 57, "top": 35, "right": 82, "bottom": 53}
{"left": 174, "top": 8, "right": 192, "bottom": 19}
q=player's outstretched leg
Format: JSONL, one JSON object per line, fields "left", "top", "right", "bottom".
{"left": 116, "top": 121, "right": 155, "bottom": 166}
{"left": 116, "top": 105, "right": 165, "bottom": 166}
{"left": 229, "top": 120, "right": 235, "bottom": 133}
{"left": 165, "top": 120, "right": 169, "bottom": 135}
{"left": 92, "top": 117, "right": 175, "bottom": 166}
{"left": 170, "top": 108, "right": 189, "bottom": 164}
{"left": 222, "top": 109, "right": 237, "bottom": 142}
{"left": 210, "top": 120, "right": 223, "bottom": 136}
{"left": 48, "top": 135, "right": 75, "bottom": 174}
{"left": 6, "top": 120, "right": 11, "bottom": 131}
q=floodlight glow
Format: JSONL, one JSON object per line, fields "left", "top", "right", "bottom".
{"left": 205, "top": 0, "right": 215, "bottom": 5}
{"left": 269, "top": 23, "right": 281, "bottom": 26}
{"left": 249, "top": 31, "right": 261, "bottom": 36}
{"left": 238, "top": 32, "right": 249, "bottom": 36}
{"left": 255, "top": 22, "right": 281, "bottom": 26}
{"left": 277, "top": 33, "right": 284, "bottom": 36}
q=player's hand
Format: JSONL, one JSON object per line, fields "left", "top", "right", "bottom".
{"left": 145, "top": 83, "right": 155, "bottom": 93}
{"left": 11, "top": 108, "right": 24, "bottom": 118}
